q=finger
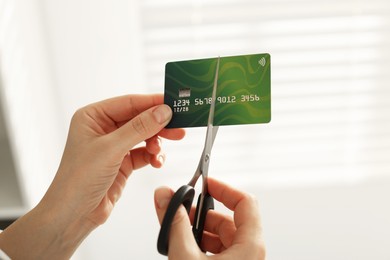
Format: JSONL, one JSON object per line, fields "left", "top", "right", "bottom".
{"left": 120, "top": 147, "right": 165, "bottom": 174}
{"left": 190, "top": 208, "right": 235, "bottom": 253}
{"left": 154, "top": 187, "right": 200, "bottom": 258}
{"left": 111, "top": 104, "right": 173, "bottom": 152}
{"left": 150, "top": 153, "right": 165, "bottom": 168}
{"left": 203, "top": 210, "right": 236, "bottom": 248}
{"left": 146, "top": 135, "right": 162, "bottom": 154}
{"left": 158, "top": 128, "right": 186, "bottom": 140}
{"left": 106, "top": 168, "right": 128, "bottom": 205}
{"left": 207, "top": 178, "right": 262, "bottom": 243}
{"left": 119, "top": 147, "right": 151, "bottom": 175}
{"left": 90, "top": 94, "right": 163, "bottom": 123}
{"left": 200, "top": 231, "right": 225, "bottom": 254}
{"left": 154, "top": 186, "right": 175, "bottom": 224}
{"left": 187, "top": 202, "right": 235, "bottom": 252}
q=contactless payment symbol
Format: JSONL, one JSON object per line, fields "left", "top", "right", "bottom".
{"left": 258, "top": 57, "right": 266, "bottom": 67}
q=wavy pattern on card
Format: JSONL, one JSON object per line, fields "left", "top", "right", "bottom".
{"left": 164, "top": 54, "right": 271, "bottom": 128}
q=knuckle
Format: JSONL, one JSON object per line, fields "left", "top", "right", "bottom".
{"left": 131, "top": 116, "right": 149, "bottom": 137}
{"left": 71, "top": 107, "right": 85, "bottom": 122}
{"left": 249, "top": 193, "right": 259, "bottom": 205}
{"left": 245, "top": 240, "right": 266, "bottom": 260}
{"left": 242, "top": 192, "right": 258, "bottom": 205}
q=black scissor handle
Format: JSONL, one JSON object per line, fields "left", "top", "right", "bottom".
{"left": 193, "top": 193, "right": 214, "bottom": 248}
{"left": 157, "top": 185, "right": 195, "bottom": 256}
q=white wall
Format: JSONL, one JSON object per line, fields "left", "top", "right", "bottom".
{"left": 0, "top": 0, "right": 63, "bottom": 209}
{"left": 41, "top": 0, "right": 146, "bottom": 121}
{"left": 259, "top": 178, "right": 390, "bottom": 260}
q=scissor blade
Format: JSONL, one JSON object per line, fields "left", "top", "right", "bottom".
{"left": 194, "top": 57, "right": 220, "bottom": 231}
{"left": 202, "top": 56, "right": 220, "bottom": 169}
{"left": 188, "top": 126, "right": 219, "bottom": 187}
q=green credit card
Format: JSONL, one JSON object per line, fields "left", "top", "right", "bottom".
{"left": 164, "top": 53, "right": 271, "bottom": 128}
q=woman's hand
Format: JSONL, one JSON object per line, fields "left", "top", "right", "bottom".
{"left": 154, "top": 178, "right": 266, "bottom": 260}
{"left": 45, "top": 94, "right": 184, "bottom": 226}
{"left": 0, "top": 94, "right": 185, "bottom": 259}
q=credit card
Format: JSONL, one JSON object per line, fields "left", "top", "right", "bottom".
{"left": 164, "top": 53, "right": 271, "bottom": 128}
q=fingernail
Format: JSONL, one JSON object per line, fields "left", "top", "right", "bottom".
{"left": 113, "top": 193, "right": 120, "bottom": 203}
{"left": 153, "top": 105, "right": 172, "bottom": 124}
{"left": 157, "top": 137, "right": 162, "bottom": 147}
{"left": 157, "top": 153, "right": 165, "bottom": 165}
{"left": 156, "top": 188, "right": 172, "bottom": 209}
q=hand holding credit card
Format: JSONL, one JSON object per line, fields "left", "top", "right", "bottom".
{"left": 164, "top": 53, "right": 271, "bottom": 128}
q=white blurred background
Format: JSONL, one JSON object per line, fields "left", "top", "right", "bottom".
{"left": 0, "top": 0, "right": 390, "bottom": 259}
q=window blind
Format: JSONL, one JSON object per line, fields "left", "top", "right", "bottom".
{"left": 139, "top": 0, "right": 390, "bottom": 187}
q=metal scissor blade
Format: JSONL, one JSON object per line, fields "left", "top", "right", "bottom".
{"left": 188, "top": 57, "right": 220, "bottom": 187}
{"left": 201, "top": 56, "right": 220, "bottom": 177}
{"left": 194, "top": 57, "right": 220, "bottom": 230}
{"left": 188, "top": 126, "right": 219, "bottom": 187}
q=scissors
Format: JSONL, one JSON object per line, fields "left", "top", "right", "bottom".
{"left": 157, "top": 57, "right": 221, "bottom": 256}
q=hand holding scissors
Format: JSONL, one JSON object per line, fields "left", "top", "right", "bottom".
{"left": 157, "top": 57, "right": 221, "bottom": 255}
{"left": 154, "top": 178, "right": 266, "bottom": 259}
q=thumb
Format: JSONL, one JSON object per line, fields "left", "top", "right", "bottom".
{"left": 112, "top": 104, "right": 172, "bottom": 151}
{"left": 154, "top": 187, "right": 200, "bottom": 258}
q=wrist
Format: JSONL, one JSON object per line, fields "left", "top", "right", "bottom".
{"left": 34, "top": 197, "right": 97, "bottom": 258}
{"left": 0, "top": 199, "right": 96, "bottom": 259}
